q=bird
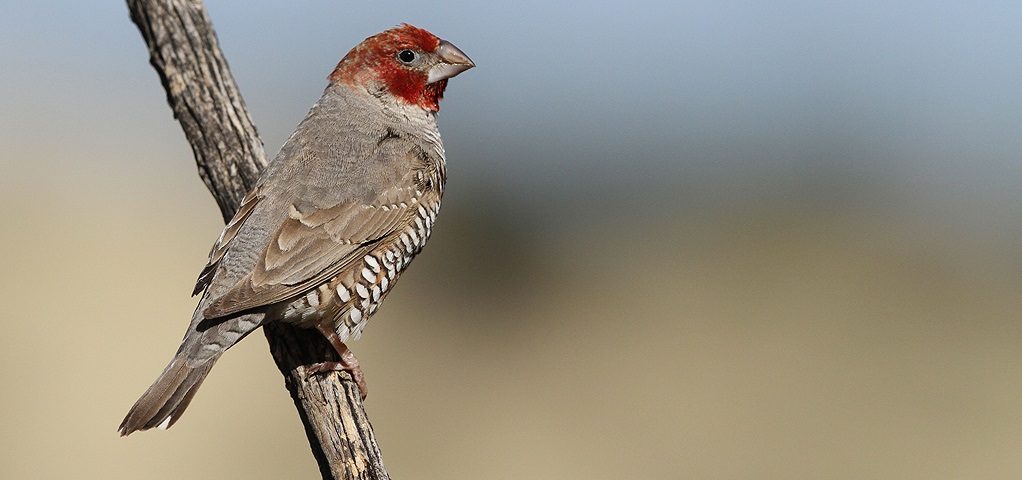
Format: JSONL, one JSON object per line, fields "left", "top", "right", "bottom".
{"left": 119, "top": 24, "right": 474, "bottom": 435}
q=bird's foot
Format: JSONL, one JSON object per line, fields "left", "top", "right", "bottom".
{"left": 306, "top": 347, "right": 368, "bottom": 400}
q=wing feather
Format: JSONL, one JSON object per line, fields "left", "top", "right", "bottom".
{"left": 201, "top": 184, "right": 421, "bottom": 318}
{"left": 192, "top": 188, "right": 262, "bottom": 296}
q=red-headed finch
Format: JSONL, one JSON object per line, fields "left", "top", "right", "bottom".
{"left": 120, "top": 24, "right": 473, "bottom": 435}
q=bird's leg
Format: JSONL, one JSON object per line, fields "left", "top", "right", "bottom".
{"left": 307, "top": 322, "right": 367, "bottom": 399}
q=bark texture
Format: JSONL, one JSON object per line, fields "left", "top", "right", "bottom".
{"left": 126, "top": 1, "right": 389, "bottom": 478}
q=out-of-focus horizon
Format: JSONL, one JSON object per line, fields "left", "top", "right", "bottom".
{"left": 2, "top": 1, "right": 1021, "bottom": 479}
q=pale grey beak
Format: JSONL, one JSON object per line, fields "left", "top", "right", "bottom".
{"left": 427, "top": 40, "right": 475, "bottom": 84}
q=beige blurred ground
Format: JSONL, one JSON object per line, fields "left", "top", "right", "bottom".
{"left": 1, "top": 149, "right": 1021, "bottom": 479}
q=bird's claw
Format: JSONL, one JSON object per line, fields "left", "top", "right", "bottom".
{"left": 306, "top": 359, "right": 368, "bottom": 400}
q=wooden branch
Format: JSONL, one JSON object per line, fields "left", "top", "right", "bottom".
{"left": 126, "top": 1, "right": 389, "bottom": 478}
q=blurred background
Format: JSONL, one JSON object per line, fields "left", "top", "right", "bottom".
{"left": 2, "top": 1, "right": 1021, "bottom": 478}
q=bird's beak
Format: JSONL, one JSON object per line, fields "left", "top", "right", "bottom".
{"left": 427, "top": 40, "right": 475, "bottom": 84}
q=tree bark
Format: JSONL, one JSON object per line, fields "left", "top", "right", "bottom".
{"left": 126, "top": 1, "right": 390, "bottom": 479}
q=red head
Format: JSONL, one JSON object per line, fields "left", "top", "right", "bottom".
{"left": 330, "top": 24, "right": 475, "bottom": 112}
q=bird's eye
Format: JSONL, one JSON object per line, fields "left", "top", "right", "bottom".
{"left": 397, "top": 50, "right": 417, "bottom": 63}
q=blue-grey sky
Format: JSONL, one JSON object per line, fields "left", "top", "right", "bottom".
{"left": 2, "top": 1, "right": 1020, "bottom": 224}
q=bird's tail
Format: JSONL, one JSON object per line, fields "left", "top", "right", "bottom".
{"left": 119, "top": 306, "right": 263, "bottom": 435}
{"left": 118, "top": 354, "right": 218, "bottom": 436}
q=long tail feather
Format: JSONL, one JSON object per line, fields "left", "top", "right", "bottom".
{"left": 118, "top": 356, "right": 217, "bottom": 435}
